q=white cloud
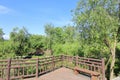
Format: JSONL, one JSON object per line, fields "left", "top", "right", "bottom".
{"left": 3, "top": 35, "right": 10, "bottom": 40}
{"left": 0, "top": 5, "right": 11, "bottom": 14}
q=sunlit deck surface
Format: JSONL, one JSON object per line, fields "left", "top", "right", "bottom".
{"left": 24, "top": 67, "right": 90, "bottom": 80}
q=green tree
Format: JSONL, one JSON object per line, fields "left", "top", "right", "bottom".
{"left": 44, "top": 23, "right": 54, "bottom": 50}
{"left": 0, "top": 28, "right": 4, "bottom": 41}
{"left": 10, "top": 27, "right": 30, "bottom": 56}
{"left": 63, "top": 25, "right": 75, "bottom": 43}
{"left": 44, "top": 23, "right": 80, "bottom": 56}
{"left": 73, "top": 0, "right": 119, "bottom": 79}
{"left": 0, "top": 28, "right": 4, "bottom": 57}
{"left": 0, "top": 28, "right": 15, "bottom": 59}
{"left": 29, "top": 34, "right": 46, "bottom": 51}
{"left": 53, "top": 27, "right": 64, "bottom": 44}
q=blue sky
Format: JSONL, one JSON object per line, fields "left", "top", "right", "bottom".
{"left": 0, "top": 0, "right": 79, "bottom": 39}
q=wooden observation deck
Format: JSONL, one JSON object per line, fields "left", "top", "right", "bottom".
{"left": 0, "top": 55, "right": 105, "bottom": 80}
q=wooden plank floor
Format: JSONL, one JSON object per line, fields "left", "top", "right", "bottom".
{"left": 24, "top": 67, "right": 90, "bottom": 80}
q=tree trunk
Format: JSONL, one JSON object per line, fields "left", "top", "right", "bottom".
{"left": 110, "top": 40, "right": 116, "bottom": 80}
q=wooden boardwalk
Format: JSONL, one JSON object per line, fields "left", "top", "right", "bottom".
{"left": 24, "top": 67, "right": 90, "bottom": 80}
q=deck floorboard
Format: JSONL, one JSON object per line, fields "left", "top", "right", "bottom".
{"left": 24, "top": 67, "right": 90, "bottom": 80}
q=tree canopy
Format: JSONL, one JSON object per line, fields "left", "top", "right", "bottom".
{"left": 73, "top": 0, "right": 119, "bottom": 79}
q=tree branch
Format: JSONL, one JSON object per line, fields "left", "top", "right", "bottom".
{"left": 105, "top": 54, "right": 111, "bottom": 71}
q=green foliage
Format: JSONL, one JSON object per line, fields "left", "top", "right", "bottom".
{"left": 73, "top": 0, "right": 119, "bottom": 79}
{"left": 44, "top": 24, "right": 80, "bottom": 56}
{"left": 10, "top": 27, "right": 30, "bottom": 56}
{"left": 44, "top": 23, "right": 54, "bottom": 49}
{"left": 0, "top": 40, "right": 16, "bottom": 59}
{"left": 115, "top": 44, "right": 120, "bottom": 76}
{"left": 29, "top": 34, "right": 46, "bottom": 50}
{"left": 0, "top": 28, "right": 4, "bottom": 41}
{"left": 73, "top": 0, "right": 118, "bottom": 43}
{"left": 52, "top": 42, "right": 80, "bottom": 56}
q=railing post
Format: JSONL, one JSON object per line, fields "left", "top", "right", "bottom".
{"left": 7, "top": 58, "right": 11, "bottom": 80}
{"left": 75, "top": 56, "right": 78, "bottom": 66}
{"left": 52, "top": 56, "right": 55, "bottom": 69}
{"left": 61, "top": 55, "right": 64, "bottom": 67}
{"left": 102, "top": 58, "right": 105, "bottom": 80}
{"left": 36, "top": 58, "right": 39, "bottom": 79}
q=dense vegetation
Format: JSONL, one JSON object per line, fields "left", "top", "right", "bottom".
{"left": 0, "top": 0, "right": 120, "bottom": 80}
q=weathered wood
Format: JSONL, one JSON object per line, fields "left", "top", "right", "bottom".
{"left": 36, "top": 58, "right": 39, "bottom": 78}
{"left": 0, "top": 55, "right": 104, "bottom": 80}
{"left": 102, "top": 58, "right": 105, "bottom": 80}
{"left": 52, "top": 56, "right": 55, "bottom": 69}
{"left": 7, "top": 58, "right": 11, "bottom": 80}
{"left": 74, "top": 66, "right": 100, "bottom": 80}
{"left": 75, "top": 56, "right": 78, "bottom": 66}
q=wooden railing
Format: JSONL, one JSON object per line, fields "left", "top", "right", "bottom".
{"left": 63, "top": 55, "right": 105, "bottom": 80}
{"left": 0, "top": 55, "right": 105, "bottom": 80}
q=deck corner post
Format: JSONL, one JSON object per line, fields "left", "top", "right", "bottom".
{"left": 75, "top": 55, "right": 79, "bottom": 66}
{"left": 36, "top": 58, "right": 39, "bottom": 78}
{"left": 102, "top": 58, "right": 105, "bottom": 80}
{"left": 7, "top": 58, "right": 11, "bottom": 80}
